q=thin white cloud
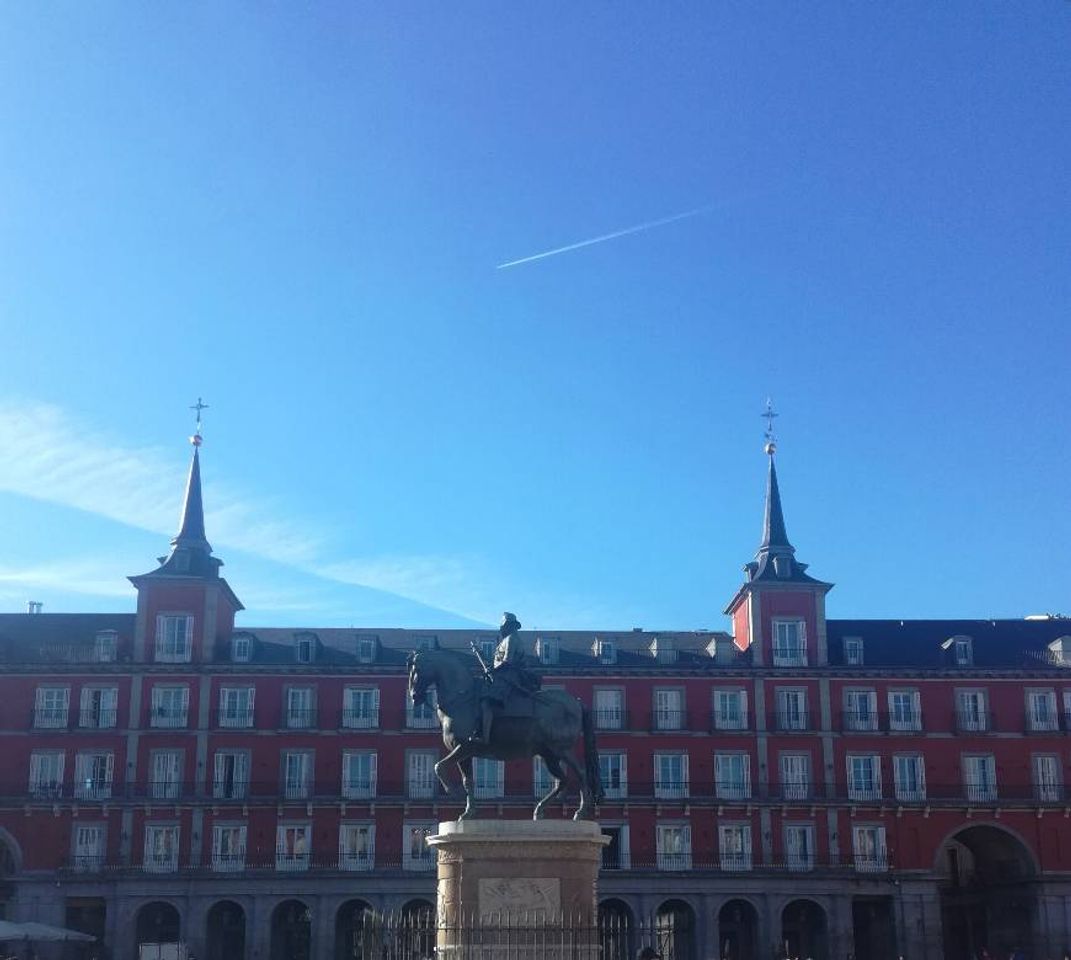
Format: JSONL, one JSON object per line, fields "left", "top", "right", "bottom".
{"left": 0, "top": 559, "right": 135, "bottom": 599}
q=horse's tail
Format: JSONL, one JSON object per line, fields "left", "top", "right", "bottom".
{"left": 582, "top": 706, "right": 605, "bottom": 805}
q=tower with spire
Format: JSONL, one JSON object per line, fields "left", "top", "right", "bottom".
{"left": 128, "top": 405, "right": 243, "bottom": 663}
{"left": 723, "top": 402, "right": 832, "bottom": 666}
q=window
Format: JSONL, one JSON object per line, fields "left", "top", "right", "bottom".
{"left": 1034, "top": 755, "right": 1061, "bottom": 802}
{"left": 213, "top": 751, "right": 249, "bottom": 800}
{"left": 285, "top": 687, "right": 315, "bottom": 729}
{"left": 656, "top": 824, "right": 691, "bottom": 870}
{"left": 715, "top": 753, "right": 751, "bottom": 800}
{"left": 155, "top": 614, "right": 192, "bottom": 663}
{"left": 93, "top": 631, "right": 117, "bottom": 663}
{"left": 844, "top": 689, "right": 878, "bottom": 731}
{"left": 79, "top": 687, "right": 118, "bottom": 729}
{"left": 29, "top": 751, "right": 65, "bottom": 799}
{"left": 719, "top": 824, "right": 752, "bottom": 871}
{"left": 846, "top": 755, "right": 881, "bottom": 801}
{"left": 144, "top": 825, "right": 179, "bottom": 872}
{"left": 407, "top": 687, "right": 439, "bottom": 728}
{"left": 853, "top": 825, "right": 887, "bottom": 872}
{"left": 775, "top": 688, "right": 808, "bottom": 731}
{"left": 343, "top": 687, "right": 380, "bottom": 729}
{"left": 73, "top": 824, "right": 105, "bottom": 871}
{"left": 654, "top": 753, "right": 689, "bottom": 799}
{"left": 34, "top": 686, "right": 70, "bottom": 728}
{"left": 74, "top": 752, "right": 113, "bottom": 800}
{"left": 477, "top": 638, "right": 497, "bottom": 663}
{"left": 888, "top": 690, "right": 921, "bottom": 732}
{"left": 784, "top": 824, "right": 814, "bottom": 871}
{"left": 149, "top": 750, "right": 183, "bottom": 800}
{"left": 342, "top": 751, "right": 377, "bottom": 800}
{"left": 474, "top": 759, "right": 504, "bottom": 799}
{"left": 402, "top": 822, "right": 436, "bottom": 871}
{"left": 407, "top": 752, "right": 436, "bottom": 799}
{"left": 773, "top": 620, "right": 806, "bottom": 666}
{"left": 601, "top": 824, "right": 631, "bottom": 870}
{"left": 599, "top": 753, "right": 628, "bottom": 800}
{"left": 654, "top": 689, "right": 684, "bottom": 730}
{"left": 713, "top": 689, "right": 748, "bottom": 731}
{"left": 953, "top": 636, "right": 973, "bottom": 666}
{"left": 650, "top": 637, "right": 677, "bottom": 664}
{"left": 537, "top": 637, "right": 559, "bottom": 665}
{"left": 357, "top": 635, "right": 378, "bottom": 663}
{"left": 340, "top": 823, "right": 375, "bottom": 871}
{"left": 151, "top": 685, "right": 189, "bottom": 728}
{"left": 956, "top": 690, "right": 988, "bottom": 732}
{"left": 276, "top": 823, "right": 311, "bottom": 871}
{"left": 282, "top": 751, "right": 313, "bottom": 800}
{"left": 1027, "top": 690, "right": 1058, "bottom": 732}
{"left": 779, "top": 754, "right": 811, "bottom": 801}
{"left": 594, "top": 689, "right": 624, "bottom": 730}
{"left": 219, "top": 686, "right": 255, "bottom": 728}
{"left": 212, "top": 825, "right": 246, "bottom": 871}
{"left": 295, "top": 635, "right": 315, "bottom": 664}
{"left": 962, "top": 754, "right": 997, "bottom": 802}
{"left": 533, "top": 756, "right": 552, "bottom": 797}
{"left": 596, "top": 639, "right": 616, "bottom": 665}
{"left": 230, "top": 634, "right": 252, "bottom": 663}
{"left": 893, "top": 754, "right": 926, "bottom": 802}
{"left": 843, "top": 637, "right": 864, "bottom": 665}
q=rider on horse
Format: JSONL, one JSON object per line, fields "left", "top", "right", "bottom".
{"left": 470, "top": 612, "right": 541, "bottom": 745}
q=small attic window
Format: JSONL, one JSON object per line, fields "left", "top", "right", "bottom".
{"left": 843, "top": 637, "right": 864, "bottom": 666}
{"left": 477, "top": 637, "right": 497, "bottom": 662}
{"left": 773, "top": 555, "right": 791, "bottom": 578}
{"left": 93, "top": 631, "right": 118, "bottom": 663}
{"left": 231, "top": 633, "right": 253, "bottom": 663}
{"left": 413, "top": 634, "right": 438, "bottom": 652}
{"left": 537, "top": 637, "right": 559, "bottom": 665}
{"left": 295, "top": 633, "right": 318, "bottom": 664}
{"left": 594, "top": 639, "right": 616, "bottom": 665}
{"left": 649, "top": 637, "right": 677, "bottom": 664}
{"left": 942, "top": 635, "right": 973, "bottom": 666}
{"left": 1047, "top": 636, "right": 1071, "bottom": 666}
{"left": 357, "top": 635, "right": 378, "bottom": 663}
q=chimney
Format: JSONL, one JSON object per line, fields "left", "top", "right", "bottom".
{"left": 26, "top": 601, "right": 42, "bottom": 615}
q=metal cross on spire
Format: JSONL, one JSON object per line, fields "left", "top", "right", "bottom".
{"left": 762, "top": 397, "right": 778, "bottom": 455}
{"left": 189, "top": 397, "right": 209, "bottom": 447}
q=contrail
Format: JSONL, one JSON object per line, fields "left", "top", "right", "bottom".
{"left": 496, "top": 203, "right": 717, "bottom": 270}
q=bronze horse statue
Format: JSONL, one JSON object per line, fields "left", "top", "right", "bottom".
{"left": 407, "top": 647, "right": 603, "bottom": 821}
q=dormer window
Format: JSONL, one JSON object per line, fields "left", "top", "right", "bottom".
{"left": 537, "top": 637, "right": 559, "bottom": 665}
{"left": 649, "top": 638, "right": 676, "bottom": 664}
{"left": 477, "top": 638, "right": 497, "bottom": 662}
{"left": 155, "top": 614, "right": 193, "bottom": 663}
{"left": 1048, "top": 637, "right": 1071, "bottom": 666}
{"left": 413, "top": 635, "right": 438, "bottom": 652}
{"left": 953, "top": 636, "right": 973, "bottom": 666}
{"left": 773, "top": 555, "right": 791, "bottom": 578}
{"left": 230, "top": 634, "right": 252, "bottom": 663}
{"left": 843, "top": 637, "right": 864, "bottom": 666}
{"left": 772, "top": 620, "right": 806, "bottom": 667}
{"left": 357, "top": 635, "right": 378, "bottom": 664}
{"left": 595, "top": 639, "right": 616, "bottom": 665}
{"left": 93, "top": 631, "right": 118, "bottom": 663}
{"left": 295, "top": 634, "right": 317, "bottom": 664}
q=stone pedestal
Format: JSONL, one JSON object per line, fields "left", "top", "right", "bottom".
{"left": 427, "top": 819, "right": 608, "bottom": 958}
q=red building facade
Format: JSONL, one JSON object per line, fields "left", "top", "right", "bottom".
{"left": 1, "top": 442, "right": 1069, "bottom": 960}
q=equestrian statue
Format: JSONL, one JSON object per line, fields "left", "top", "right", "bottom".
{"left": 406, "top": 612, "right": 604, "bottom": 821}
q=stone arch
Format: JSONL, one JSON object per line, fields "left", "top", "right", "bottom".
{"left": 655, "top": 899, "right": 697, "bottom": 960}
{"left": 599, "top": 898, "right": 636, "bottom": 960}
{"left": 135, "top": 901, "right": 182, "bottom": 947}
{"left": 0, "top": 827, "right": 22, "bottom": 874}
{"left": 781, "top": 898, "right": 828, "bottom": 960}
{"left": 933, "top": 822, "right": 1039, "bottom": 879}
{"left": 205, "top": 900, "right": 246, "bottom": 960}
{"left": 719, "top": 898, "right": 760, "bottom": 960}
{"left": 271, "top": 899, "right": 312, "bottom": 960}
{"left": 335, "top": 899, "right": 375, "bottom": 960}
{"left": 399, "top": 899, "right": 435, "bottom": 958}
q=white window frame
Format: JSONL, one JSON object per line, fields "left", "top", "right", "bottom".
{"left": 654, "top": 688, "right": 684, "bottom": 731}
{"left": 599, "top": 752, "right": 628, "bottom": 800}
{"left": 893, "top": 754, "right": 926, "bottom": 802}
{"left": 594, "top": 688, "right": 624, "bottom": 730}
{"left": 143, "top": 824, "right": 179, "bottom": 872}
{"left": 1027, "top": 690, "right": 1058, "bottom": 732}
{"left": 654, "top": 752, "right": 689, "bottom": 799}
{"left": 343, "top": 686, "right": 380, "bottom": 729}
{"left": 473, "top": 758, "right": 505, "bottom": 799}
{"left": 230, "top": 634, "right": 252, "bottom": 663}
{"left": 34, "top": 686, "right": 70, "bottom": 729}
{"left": 713, "top": 688, "right": 748, "bottom": 731}
{"left": 537, "top": 637, "right": 559, "bottom": 665}
{"left": 596, "top": 639, "right": 616, "bottom": 665}
{"left": 953, "top": 636, "right": 973, "bottom": 666}
{"left": 718, "top": 823, "right": 753, "bottom": 871}
{"left": 776, "top": 688, "right": 808, "bottom": 730}
{"left": 601, "top": 823, "right": 631, "bottom": 870}
{"left": 282, "top": 750, "right": 313, "bottom": 800}
{"left": 74, "top": 751, "right": 114, "bottom": 800}
{"left": 1033, "top": 754, "right": 1061, "bottom": 802}
{"left": 78, "top": 686, "right": 118, "bottom": 729}
{"left": 154, "top": 614, "right": 193, "bottom": 663}
{"left": 151, "top": 685, "right": 189, "bottom": 729}
{"left": 956, "top": 689, "right": 989, "bottom": 732}
{"left": 784, "top": 823, "right": 814, "bottom": 871}
{"left": 715, "top": 753, "right": 751, "bottom": 800}
{"left": 213, "top": 750, "right": 250, "bottom": 800}
{"left": 402, "top": 821, "right": 436, "bottom": 871}
{"left": 852, "top": 825, "right": 888, "bottom": 872}
{"left": 407, "top": 751, "right": 437, "bottom": 799}
{"left": 29, "top": 751, "right": 65, "bottom": 799}
{"left": 72, "top": 823, "right": 105, "bottom": 871}
{"left": 339, "top": 822, "right": 375, "bottom": 871}
{"left": 295, "top": 636, "right": 315, "bottom": 664}
{"left": 219, "top": 686, "right": 255, "bottom": 728}
{"left": 772, "top": 619, "right": 807, "bottom": 666}
{"left": 962, "top": 754, "right": 997, "bottom": 802}
{"left": 285, "top": 687, "right": 315, "bottom": 729}
{"left": 211, "top": 824, "right": 247, "bottom": 872}
{"left": 93, "top": 631, "right": 117, "bottom": 663}
{"left": 844, "top": 689, "right": 878, "bottom": 731}
{"left": 533, "top": 756, "right": 552, "bottom": 797}
{"left": 275, "top": 822, "right": 311, "bottom": 871}
{"left": 357, "top": 635, "right": 377, "bottom": 663}
{"left": 779, "top": 753, "right": 811, "bottom": 801}
{"left": 843, "top": 637, "right": 864, "bottom": 665}
{"left": 655, "top": 823, "right": 691, "bottom": 870}
{"left": 846, "top": 754, "right": 882, "bottom": 801}
{"left": 342, "top": 751, "right": 377, "bottom": 800}
{"left": 149, "top": 749, "right": 183, "bottom": 800}
{"left": 407, "top": 687, "right": 439, "bottom": 729}
{"left": 888, "top": 690, "right": 921, "bottom": 732}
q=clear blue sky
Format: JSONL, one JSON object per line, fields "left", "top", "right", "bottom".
{"left": 0, "top": 3, "right": 1068, "bottom": 629}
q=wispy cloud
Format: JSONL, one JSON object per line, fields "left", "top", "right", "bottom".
{"left": 496, "top": 203, "right": 716, "bottom": 270}
{"left": 0, "top": 559, "right": 135, "bottom": 599}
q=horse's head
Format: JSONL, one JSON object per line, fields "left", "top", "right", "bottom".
{"left": 407, "top": 650, "right": 430, "bottom": 707}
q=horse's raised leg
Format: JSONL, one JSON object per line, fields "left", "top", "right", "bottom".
{"left": 560, "top": 749, "right": 594, "bottom": 820}
{"left": 457, "top": 753, "right": 477, "bottom": 821}
{"left": 533, "top": 753, "right": 568, "bottom": 820}
{"left": 435, "top": 744, "right": 466, "bottom": 796}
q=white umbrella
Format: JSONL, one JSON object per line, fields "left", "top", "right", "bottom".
{"left": 6, "top": 921, "right": 95, "bottom": 943}
{"left": 0, "top": 919, "right": 28, "bottom": 940}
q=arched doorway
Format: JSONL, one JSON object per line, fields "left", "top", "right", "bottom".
{"left": 271, "top": 899, "right": 312, "bottom": 960}
{"left": 938, "top": 825, "right": 1037, "bottom": 960}
{"left": 782, "top": 900, "right": 827, "bottom": 960}
{"left": 599, "top": 899, "right": 635, "bottom": 960}
{"left": 335, "top": 899, "right": 374, "bottom": 960}
{"left": 656, "top": 899, "right": 696, "bottom": 960}
{"left": 400, "top": 899, "right": 435, "bottom": 959}
{"left": 719, "top": 899, "right": 759, "bottom": 960}
{"left": 136, "top": 902, "right": 181, "bottom": 949}
{"left": 206, "top": 900, "right": 246, "bottom": 960}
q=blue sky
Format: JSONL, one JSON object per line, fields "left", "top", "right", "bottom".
{"left": 0, "top": 3, "right": 1068, "bottom": 629}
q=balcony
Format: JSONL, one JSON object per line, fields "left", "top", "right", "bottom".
{"left": 853, "top": 855, "right": 889, "bottom": 873}
{"left": 150, "top": 711, "right": 187, "bottom": 729}
{"left": 593, "top": 709, "right": 628, "bottom": 731}
{"left": 406, "top": 711, "right": 439, "bottom": 730}
{"left": 1024, "top": 710, "right": 1061, "bottom": 734}
{"left": 275, "top": 852, "right": 311, "bottom": 872}
{"left": 841, "top": 710, "right": 880, "bottom": 733}
{"left": 79, "top": 709, "right": 117, "bottom": 729}
{"left": 773, "top": 783, "right": 813, "bottom": 801}
{"left": 653, "top": 779, "right": 689, "bottom": 800}
{"left": 218, "top": 708, "right": 254, "bottom": 729}
{"left": 888, "top": 711, "right": 924, "bottom": 733}
{"left": 32, "top": 709, "right": 70, "bottom": 730}
{"left": 954, "top": 711, "right": 994, "bottom": 734}
{"left": 651, "top": 710, "right": 686, "bottom": 732}
{"left": 713, "top": 781, "right": 751, "bottom": 801}
{"left": 340, "top": 709, "right": 379, "bottom": 730}
{"left": 772, "top": 710, "right": 810, "bottom": 732}
{"left": 709, "top": 712, "right": 749, "bottom": 733}
{"left": 282, "top": 709, "right": 318, "bottom": 730}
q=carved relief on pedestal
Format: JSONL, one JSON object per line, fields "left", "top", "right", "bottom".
{"left": 478, "top": 877, "right": 561, "bottom": 920}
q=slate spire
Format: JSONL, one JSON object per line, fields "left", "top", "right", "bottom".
{"left": 172, "top": 443, "right": 211, "bottom": 553}
{"left": 759, "top": 453, "right": 794, "bottom": 554}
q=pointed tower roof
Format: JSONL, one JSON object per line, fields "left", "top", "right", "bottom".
{"left": 759, "top": 454, "right": 793, "bottom": 553}
{"left": 174, "top": 444, "right": 209, "bottom": 550}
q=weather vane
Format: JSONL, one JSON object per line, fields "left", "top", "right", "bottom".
{"left": 762, "top": 397, "right": 778, "bottom": 455}
{"left": 190, "top": 397, "right": 209, "bottom": 447}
